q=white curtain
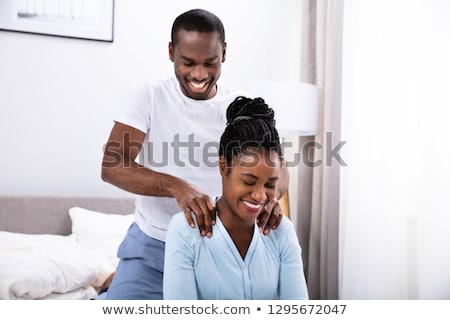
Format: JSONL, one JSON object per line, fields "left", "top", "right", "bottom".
{"left": 294, "top": 0, "right": 343, "bottom": 299}
{"left": 340, "top": 0, "right": 450, "bottom": 299}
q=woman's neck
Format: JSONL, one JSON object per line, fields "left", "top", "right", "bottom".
{"left": 216, "top": 197, "right": 254, "bottom": 260}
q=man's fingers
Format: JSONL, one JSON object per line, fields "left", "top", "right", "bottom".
{"left": 207, "top": 199, "right": 217, "bottom": 225}
{"left": 257, "top": 207, "right": 270, "bottom": 231}
{"left": 265, "top": 200, "right": 277, "bottom": 214}
{"left": 263, "top": 206, "right": 283, "bottom": 234}
{"left": 258, "top": 200, "right": 283, "bottom": 235}
{"left": 191, "top": 205, "right": 206, "bottom": 236}
{"left": 191, "top": 196, "right": 216, "bottom": 237}
{"left": 183, "top": 207, "right": 195, "bottom": 228}
{"left": 179, "top": 191, "right": 215, "bottom": 237}
{"left": 194, "top": 197, "right": 213, "bottom": 237}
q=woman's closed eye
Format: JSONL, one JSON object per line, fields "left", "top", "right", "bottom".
{"left": 243, "top": 180, "right": 256, "bottom": 186}
{"left": 243, "top": 180, "right": 276, "bottom": 189}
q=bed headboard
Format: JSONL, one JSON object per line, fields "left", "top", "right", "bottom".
{"left": 0, "top": 196, "right": 136, "bottom": 235}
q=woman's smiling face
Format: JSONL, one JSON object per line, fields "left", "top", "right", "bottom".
{"left": 220, "top": 148, "right": 280, "bottom": 222}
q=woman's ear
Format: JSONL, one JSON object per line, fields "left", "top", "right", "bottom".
{"left": 219, "top": 156, "right": 227, "bottom": 176}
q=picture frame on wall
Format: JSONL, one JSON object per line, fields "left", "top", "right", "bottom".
{"left": 0, "top": 0, "right": 114, "bottom": 42}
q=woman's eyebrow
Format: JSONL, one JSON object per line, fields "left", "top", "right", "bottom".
{"left": 241, "top": 173, "right": 279, "bottom": 181}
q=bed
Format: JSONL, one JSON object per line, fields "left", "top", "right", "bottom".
{"left": 0, "top": 195, "right": 135, "bottom": 300}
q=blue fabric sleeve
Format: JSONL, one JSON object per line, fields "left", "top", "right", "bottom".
{"left": 163, "top": 213, "right": 199, "bottom": 299}
{"left": 277, "top": 219, "right": 309, "bottom": 299}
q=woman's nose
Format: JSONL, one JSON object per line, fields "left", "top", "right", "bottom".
{"left": 251, "top": 186, "right": 267, "bottom": 203}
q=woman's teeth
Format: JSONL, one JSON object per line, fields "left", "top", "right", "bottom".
{"left": 244, "top": 201, "right": 262, "bottom": 209}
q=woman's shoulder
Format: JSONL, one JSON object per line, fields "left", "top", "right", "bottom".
{"left": 265, "top": 217, "right": 296, "bottom": 241}
{"left": 167, "top": 212, "right": 205, "bottom": 240}
{"left": 168, "top": 212, "right": 191, "bottom": 231}
{"left": 277, "top": 216, "right": 295, "bottom": 231}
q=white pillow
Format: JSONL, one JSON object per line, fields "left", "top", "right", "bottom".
{"left": 68, "top": 207, "right": 134, "bottom": 269}
{"left": 0, "top": 232, "right": 98, "bottom": 299}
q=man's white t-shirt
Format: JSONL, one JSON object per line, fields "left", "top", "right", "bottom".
{"left": 114, "top": 77, "right": 245, "bottom": 241}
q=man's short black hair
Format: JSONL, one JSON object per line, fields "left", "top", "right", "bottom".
{"left": 171, "top": 9, "right": 225, "bottom": 46}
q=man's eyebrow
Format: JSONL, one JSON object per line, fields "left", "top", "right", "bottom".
{"left": 205, "top": 56, "right": 219, "bottom": 61}
{"left": 180, "top": 55, "right": 193, "bottom": 61}
{"left": 180, "top": 55, "right": 219, "bottom": 62}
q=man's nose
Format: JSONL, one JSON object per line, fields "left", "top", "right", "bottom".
{"left": 191, "top": 65, "right": 207, "bottom": 80}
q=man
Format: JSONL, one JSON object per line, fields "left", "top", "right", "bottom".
{"left": 101, "top": 8, "right": 287, "bottom": 300}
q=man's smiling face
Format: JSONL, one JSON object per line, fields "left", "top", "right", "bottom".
{"left": 169, "top": 30, "right": 226, "bottom": 100}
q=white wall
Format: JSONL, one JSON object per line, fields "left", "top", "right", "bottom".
{"left": 340, "top": 0, "right": 450, "bottom": 299}
{"left": 0, "top": 0, "right": 302, "bottom": 196}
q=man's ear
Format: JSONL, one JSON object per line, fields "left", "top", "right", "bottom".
{"left": 168, "top": 42, "right": 174, "bottom": 61}
{"left": 221, "top": 42, "right": 227, "bottom": 63}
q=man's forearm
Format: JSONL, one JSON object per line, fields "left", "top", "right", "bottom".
{"left": 101, "top": 162, "right": 180, "bottom": 197}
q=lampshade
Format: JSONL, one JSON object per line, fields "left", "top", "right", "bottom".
{"left": 244, "top": 81, "right": 320, "bottom": 137}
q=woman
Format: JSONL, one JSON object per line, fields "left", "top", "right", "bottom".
{"left": 163, "top": 96, "right": 308, "bottom": 299}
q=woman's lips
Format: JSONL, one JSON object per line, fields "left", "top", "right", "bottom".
{"left": 243, "top": 200, "right": 263, "bottom": 213}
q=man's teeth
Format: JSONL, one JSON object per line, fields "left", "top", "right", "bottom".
{"left": 244, "top": 201, "right": 262, "bottom": 209}
{"left": 190, "top": 82, "right": 206, "bottom": 89}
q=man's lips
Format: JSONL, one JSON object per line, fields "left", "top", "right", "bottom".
{"left": 188, "top": 80, "right": 208, "bottom": 91}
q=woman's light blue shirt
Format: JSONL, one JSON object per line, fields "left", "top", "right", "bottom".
{"left": 163, "top": 212, "right": 309, "bottom": 300}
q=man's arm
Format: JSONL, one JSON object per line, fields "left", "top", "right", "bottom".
{"left": 101, "top": 122, "right": 215, "bottom": 236}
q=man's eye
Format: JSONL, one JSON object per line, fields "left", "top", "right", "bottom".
{"left": 265, "top": 184, "right": 276, "bottom": 189}
{"left": 243, "top": 181, "right": 255, "bottom": 186}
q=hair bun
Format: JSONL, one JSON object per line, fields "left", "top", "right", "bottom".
{"left": 219, "top": 96, "right": 282, "bottom": 161}
{"left": 226, "top": 96, "right": 275, "bottom": 126}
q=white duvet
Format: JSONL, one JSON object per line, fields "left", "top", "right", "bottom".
{"left": 0, "top": 232, "right": 112, "bottom": 300}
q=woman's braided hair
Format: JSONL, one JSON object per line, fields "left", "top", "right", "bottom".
{"left": 219, "top": 96, "right": 282, "bottom": 166}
